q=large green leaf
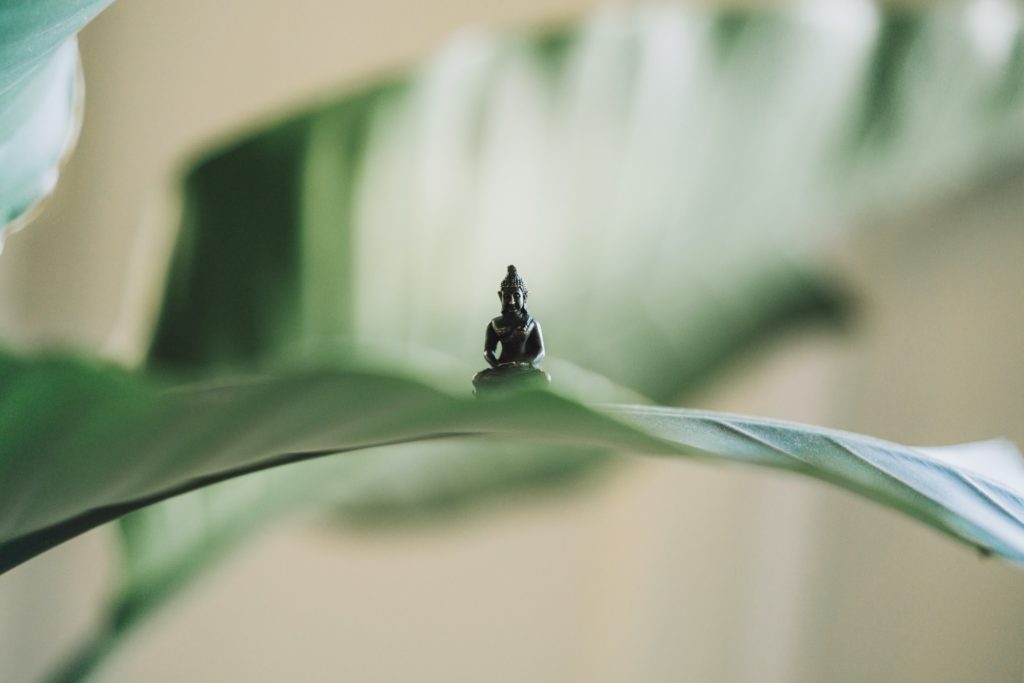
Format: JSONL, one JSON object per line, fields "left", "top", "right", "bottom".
{"left": 3, "top": 350, "right": 1023, "bottom": 578}
{"left": 0, "top": 0, "right": 114, "bottom": 236}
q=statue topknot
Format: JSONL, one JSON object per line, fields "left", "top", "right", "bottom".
{"left": 500, "top": 264, "right": 527, "bottom": 294}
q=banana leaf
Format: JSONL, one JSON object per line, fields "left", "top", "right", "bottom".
{"left": 2, "top": 348, "right": 1021, "bottom": 576}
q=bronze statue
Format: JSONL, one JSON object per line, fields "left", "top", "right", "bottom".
{"left": 473, "top": 265, "right": 551, "bottom": 396}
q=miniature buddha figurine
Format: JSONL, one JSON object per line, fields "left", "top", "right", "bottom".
{"left": 473, "top": 265, "right": 551, "bottom": 396}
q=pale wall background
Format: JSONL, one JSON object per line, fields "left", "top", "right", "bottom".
{"left": 2, "top": 1, "right": 1024, "bottom": 682}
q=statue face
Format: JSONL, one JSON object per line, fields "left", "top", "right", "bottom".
{"left": 499, "top": 288, "right": 525, "bottom": 315}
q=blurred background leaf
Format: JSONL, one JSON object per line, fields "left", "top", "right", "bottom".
{"left": 148, "top": 4, "right": 1024, "bottom": 396}
{"left": 0, "top": 0, "right": 113, "bottom": 238}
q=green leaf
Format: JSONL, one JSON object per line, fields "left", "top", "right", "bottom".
{"left": 3, "top": 350, "right": 1023, "bottom": 579}
{"left": 148, "top": 6, "right": 1024, "bottom": 393}
{"left": 0, "top": 0, "right": 114, "bottom": 235}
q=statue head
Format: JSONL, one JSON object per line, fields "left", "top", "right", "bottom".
{"left": 498, "top": 264, "right": 528, "bottom": 316}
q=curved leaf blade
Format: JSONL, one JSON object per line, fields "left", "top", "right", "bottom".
{"left": 1, "top": 352, "right": 1022, "bottom": 576}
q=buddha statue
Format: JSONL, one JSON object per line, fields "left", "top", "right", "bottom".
{"left": 473, "top": 265, "right": 551, "bottom": 396}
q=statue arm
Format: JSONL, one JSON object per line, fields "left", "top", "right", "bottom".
{"left": 527, "top": 321, "right": 545, "bottom": 366}
{"left": 483, "top": 322, "right": 499, "bottom": 367}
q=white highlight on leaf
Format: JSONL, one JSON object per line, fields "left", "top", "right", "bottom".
{"left": 966, "top": 0, "right": 1019, "bottom": 66}
{"left": 917, "top": 439, "right": 1024, "bottom": 492}
{"left": 797, "top": 0, "right": 879, "bottom": 44}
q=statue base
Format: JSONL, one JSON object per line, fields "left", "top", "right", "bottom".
{"left": 473, "top": 363, "right": 551, "bottom": 398}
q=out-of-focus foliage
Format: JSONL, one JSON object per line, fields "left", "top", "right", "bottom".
{"left": 151, "top": 3, "right": 1024, "bottom": 397}
{"left": 0, "top": 0, "right": 113, "bottom": 237}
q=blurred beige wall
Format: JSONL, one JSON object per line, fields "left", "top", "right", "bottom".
{"left": 1, "top": 1, "right": 1023, "bottom": 683}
